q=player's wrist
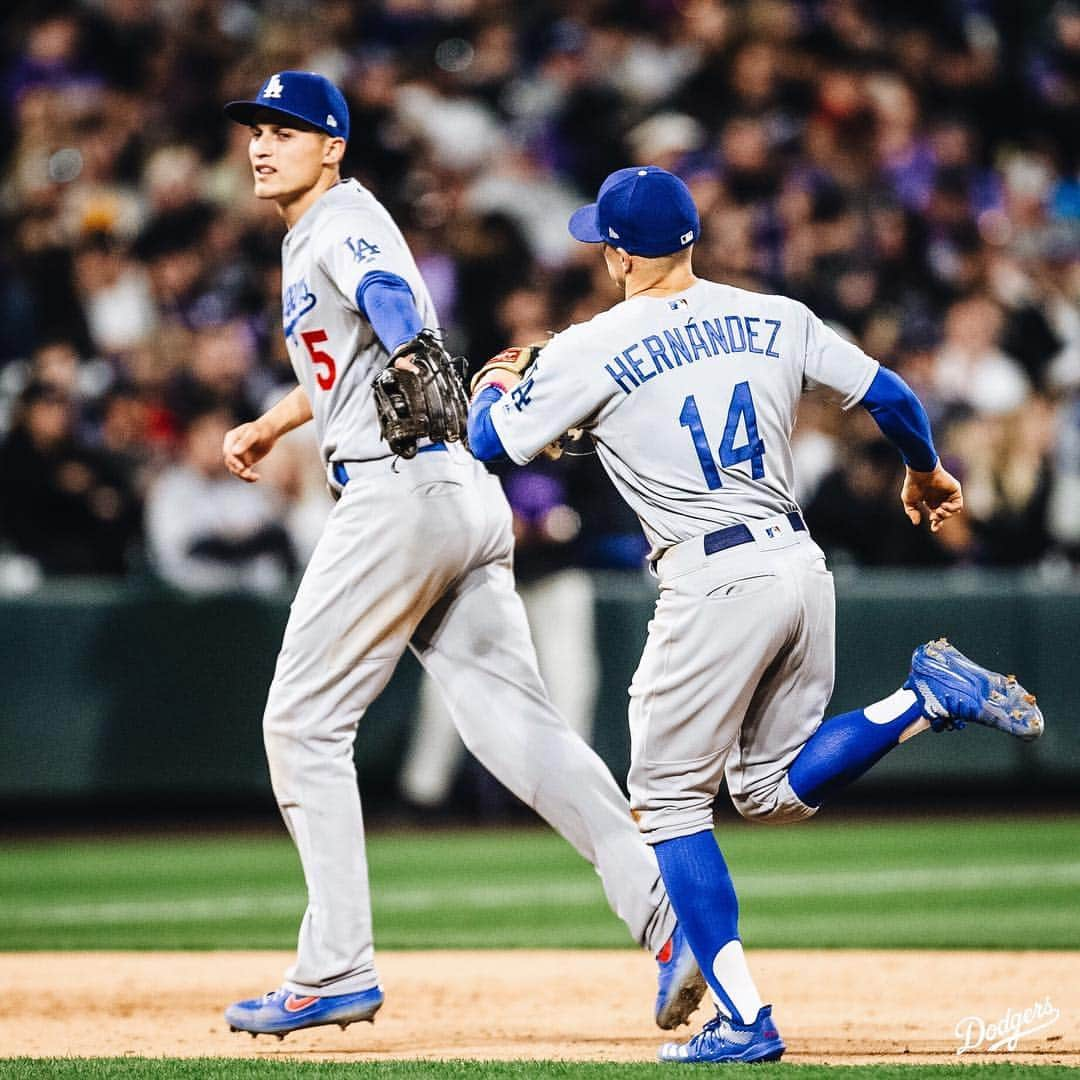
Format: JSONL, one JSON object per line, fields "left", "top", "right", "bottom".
{"left": 470, "top": 373, "right": 518, "bottom": 400}
{"left": 252, "top": 415, "right": 282, "bottom": 445}
{"left": 905, "top": 457, "right": 940, "bottom": 476}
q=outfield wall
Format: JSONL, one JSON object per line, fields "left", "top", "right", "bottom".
{"left": 1, "top": 571, "right": 1076, "bottom": 805}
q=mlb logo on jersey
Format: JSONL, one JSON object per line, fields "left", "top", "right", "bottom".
{"left": 669, "top": 298, "right": 688, "bottom": 311}
{"left": 262, "top": 73, "right": 285, "bottom": 99}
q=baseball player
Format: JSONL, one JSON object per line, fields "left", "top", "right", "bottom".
{"left": 217, "top": 75, "right": 705, "bottom": 1038}
{"left": 467, "top": 166, "right": 1045, "bottom": 1064}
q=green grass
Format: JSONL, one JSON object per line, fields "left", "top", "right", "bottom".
{"left": 0, "top": 1062, "right": 1077, "bottom": 1079}
{"left": 0, "top": 815, "right": 1078, "bottom": 951}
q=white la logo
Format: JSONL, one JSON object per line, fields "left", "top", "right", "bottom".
{"left": 608, "top": 225, "right": 620, "bottom": 239}
{"left": 262, "top": 74, "right": 285, "bottom": 99}
{"left": 325, "top": 114, "right": 338, "bottom": 127}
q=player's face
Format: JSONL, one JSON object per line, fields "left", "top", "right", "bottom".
{"left": 248, "top": 123, "right": 334, "bottom": 201}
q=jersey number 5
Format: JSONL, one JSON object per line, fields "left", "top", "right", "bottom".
{"left": 679, "top": 382, "right": 765, "bottom": 490}
{"left": 301, "top": 329, "right": 337, "bottom": 391}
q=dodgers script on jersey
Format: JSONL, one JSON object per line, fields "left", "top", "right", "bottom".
{"left": 490, "top": 280, "right": 879, "bottom": 554}
{"left": 281, "top": 178, "right": 438, "bottom": 463}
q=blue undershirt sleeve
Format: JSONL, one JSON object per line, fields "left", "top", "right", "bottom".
{"left": 355, "top": 271, "right": 424, "bottom": 354}
{"left": 859, "top": 367, "right": 938, "bottom": 472}
{"left": 467, "top": 386, "right": 508, "bottom": 462}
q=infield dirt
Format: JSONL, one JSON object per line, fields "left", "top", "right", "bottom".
{"left": 2, "top": 950, "right": 1077, "bottom": 1065}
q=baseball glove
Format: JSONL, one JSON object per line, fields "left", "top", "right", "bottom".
{"left": 472, "top": 340, "right": 583, "bottom": 460}
{"left": 469, "top": 341, "right": 547, "bottom": 396}
{"left": 373, "top": 330, "right": 470, "bottom": 459}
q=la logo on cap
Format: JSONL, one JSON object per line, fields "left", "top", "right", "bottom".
{"left": 608, "top": 226, "right": 620, "bottom": 239}
{"left": 326, "top": 114, "right": 338, "bottom": 127}
{"left": 262, "top": 73, "right": 285, "bottom": 99}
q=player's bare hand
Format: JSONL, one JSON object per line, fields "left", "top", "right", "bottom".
{"left": 223, "top": 419, "right": 276, "bottom": 482}
{"left": 901, "top": 462, "right": 963, "bottom": 532}
{"left": 393, "top": 353, "right": 420, "bottom": 374}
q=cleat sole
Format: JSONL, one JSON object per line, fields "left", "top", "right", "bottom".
{"left": 657, "top": 970, "right": 707, "bottom": 1030}
{"left": 910, "top": 639, "right": 1044, "bottom": 741}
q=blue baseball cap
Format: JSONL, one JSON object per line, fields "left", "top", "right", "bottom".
{"left": 225, "top": 71, "right": 350, "bottom": 142}
{"left": 568, "top": 166, "right": 700, "bottom": 256}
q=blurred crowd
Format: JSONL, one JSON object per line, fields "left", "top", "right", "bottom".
{"left": 1, "top": 0, "right": 1079, "bottom": 593}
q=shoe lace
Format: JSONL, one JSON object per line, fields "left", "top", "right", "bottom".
{"left": 696, "top": 1013, "right": 733, "bottom": 1046}
{"left": 931, "top": 715, "right": 966, "bottom": 732}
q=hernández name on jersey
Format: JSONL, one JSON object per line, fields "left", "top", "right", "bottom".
{"left": 489, "top": 278, "right": 878, "bottom": 555}
{"left": 602, "top": 311, "right": 783, "bottom": 395}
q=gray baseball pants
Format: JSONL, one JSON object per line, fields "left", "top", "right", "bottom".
{"left": 262, "top": 446, "right": 674, "bottom": 995}
{"left": 628, "top": 517, "right": 833, "bottom": 844}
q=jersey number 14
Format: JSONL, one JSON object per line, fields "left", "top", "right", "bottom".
{"left": 679, "top": 382, "right": 765, "bottom": 489}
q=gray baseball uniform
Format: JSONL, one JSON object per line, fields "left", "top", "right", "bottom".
{"left": 490, "top": 279, "right": 879, "bottom": 840}
{"left": 268, "top": 179, "right": 674, "bottom": 995}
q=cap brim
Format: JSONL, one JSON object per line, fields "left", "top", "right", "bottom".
{"left": 568, "top": 203, "right": 605, "bottom": 243}
{"left": 224, "top": 100, "right": 327, "bottom": 134}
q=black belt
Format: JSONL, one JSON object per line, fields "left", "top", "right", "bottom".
{"left": 703, "top": 512, "right": 806, "bottom": 556}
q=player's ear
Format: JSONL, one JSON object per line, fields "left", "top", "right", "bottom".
{"left": 323, "top": 137, "right": 346, "bottom": 166}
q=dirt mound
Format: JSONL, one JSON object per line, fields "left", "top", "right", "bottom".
{"left": 1, "top": 950, "right": 1076, "bottom": 1065}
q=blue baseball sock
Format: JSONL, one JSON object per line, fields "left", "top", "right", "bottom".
{"left": 788, "top": 687, "right": 925, "bottom": 807}
{"left": 654, "top": 830, "right": 762, "bottom": 1023}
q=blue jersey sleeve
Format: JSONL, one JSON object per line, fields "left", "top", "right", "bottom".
{"left": 355, "top": 271, "right": 423, "bottom": 354}
{"left": 859, "top": 367, "right": 938, "bottom": 472}
{"left": 467, "top": 386, "right": 508, "bottom": 462}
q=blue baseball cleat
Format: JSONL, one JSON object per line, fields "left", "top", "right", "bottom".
{"left": 659, "top": 1005, "right": 785, "bottom": 1063}
{"left": 655, "top": 923, "right": 707, "bottom": 1029}
{"left": 906, "top": 638, "right": 1044, "bottom": 741}
{"left": 225, "top": 985, "right": 384, "bottom": 1038}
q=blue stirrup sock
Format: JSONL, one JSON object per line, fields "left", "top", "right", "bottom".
{"left": 653, "top": 830, "right": 764, "bottom": 1024}
{"left": 788, "top": 687, "right": 926, "bottom": 808}
{"left": 650, "top": 691, "right": 925, "bottom": 1020}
